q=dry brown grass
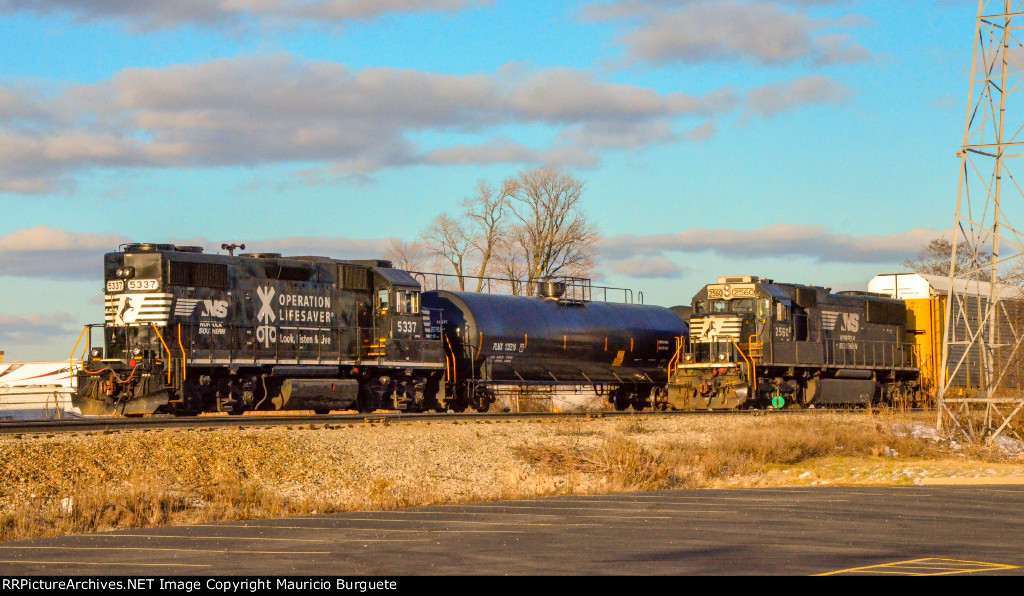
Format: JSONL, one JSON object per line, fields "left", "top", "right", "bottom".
{"left": 514, "top": 412, "right": 995, "bottom": 493}
{"left": 0, "top": 412, "right": 1020, "bottom": 543}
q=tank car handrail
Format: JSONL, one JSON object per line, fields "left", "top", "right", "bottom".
{"left": 409, "top": 269, "right": 642, "bottom": 304}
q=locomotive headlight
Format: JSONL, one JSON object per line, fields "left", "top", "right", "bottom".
{"left": 131, "top": 347, "right": 142, "bottom": 357}
{"left": 116, "top": 268, "right": 124, "bottom": 278}
{"left": 718, "top": 353, "right": 727, "bottom": 361}
{"left": 684, "top": 354, "right": 693, "bottom": 362}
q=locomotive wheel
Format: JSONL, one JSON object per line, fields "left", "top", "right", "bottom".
{"left": 357, "top": 380, "right": 384, "bottom": 413}
{"left": 651, "top": 387, "right": 669, "bottom": 411}
{"left": 313, "top": 408, "right": 331, "bottom": 415}
{"left": 631, "top": 396, "right": 647, "bottom": 412}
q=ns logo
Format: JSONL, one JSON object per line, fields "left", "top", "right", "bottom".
{"left": 203, "top": 300, "right": 229, "bottom": 318}
{"left": 841, "top": 313, "right": 860, "bottom": 333}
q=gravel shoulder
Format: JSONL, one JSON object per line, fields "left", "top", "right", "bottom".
{"left": 1, "top": 411, "right": 1021, "bottom": 542}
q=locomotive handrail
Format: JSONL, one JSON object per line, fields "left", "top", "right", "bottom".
{"left": 177, "top": 324, "right": 187, "bottom": 382}
{"left": 732, "top": 340, "right": 757, "bottom": 393}
{"left": 68, "top": 326, "right": 88, "bottom": 388}
{"left": 149, "top": 323, "right": 174, "bottom": 385}
{"left": 667, "top": 337, "right": 683, "bottom": 380}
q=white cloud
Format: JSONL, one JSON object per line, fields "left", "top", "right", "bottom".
{"left": 600, "top": 225, "right": 944, "bottom": 265}
{"left": 0, "top": 226, "right": 392, "bottom": 279}
{"left": 0, "top": 56, "right": 772, "bottom": 194}
{"left": 0, "top": 312, "right": 77, "bottom": 346}
{"left": 0, "top": 0, "right": 494, "bottom": 30}
{"left": 586, "top": 0, "right": 870, "bottom": 68}
{"left": 609, "top": 256, "right": 686, "bottom": 279}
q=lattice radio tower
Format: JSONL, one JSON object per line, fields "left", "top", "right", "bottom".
{"left": 939, "top": 1, "right": 1024, "bottom": 441}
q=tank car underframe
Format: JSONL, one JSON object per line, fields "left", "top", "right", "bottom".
{"left": 666, "top": 363, "right": 920, "bottom": 410}
{"left": 436, "top": 379, "right": 663, "bottom": 413}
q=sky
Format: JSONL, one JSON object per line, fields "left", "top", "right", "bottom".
{"left": 0, "top": 0, "right": 983, "bottom": 360}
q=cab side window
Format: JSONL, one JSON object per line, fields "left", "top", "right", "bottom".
{"left": 395, "top": 290, "right": 420, "bottom": 315}
{"left": 377, "top": 289, "right": 390, "bottom": 312}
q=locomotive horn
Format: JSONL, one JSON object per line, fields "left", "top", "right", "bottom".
{"left": 221, "top": 243, "right": 246, "bottom": 256}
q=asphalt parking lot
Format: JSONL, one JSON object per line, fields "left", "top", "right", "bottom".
{"left": 0, "top": 485, "right": 1021, "bottom": 575}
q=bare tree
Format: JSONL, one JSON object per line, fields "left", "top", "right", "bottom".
{"left": 493, "top": 233, "right": 530, "bottom": 295}
{"left": 384, "top": 238, "right": 428, "bottom": 272}
{"left": 503, "top": 167, "right": 597, "bottom": 294}
{"left": 419, "top": 213, "right": 473, "bottom": 290}
{"left": 462, "top": 180, "right": 508, "bottom": 292}
{"left": 903, "top": 237, "right": 992, "bottom": 280}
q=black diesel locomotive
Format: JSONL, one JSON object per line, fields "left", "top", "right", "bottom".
{"left": 664, "top": 276, "right": 919, "bottom": 410}
{"left": 76, "top": 243, "right": 445, "bottom": 416}
{"left": 74, "top": 243, "right": 686, "bottom": 416}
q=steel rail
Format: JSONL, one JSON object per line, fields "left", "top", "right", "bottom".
{"left": 0, "top": 408, "right": 919, "bottom": 437}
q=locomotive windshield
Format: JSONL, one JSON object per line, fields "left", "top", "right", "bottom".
{"left": 708, "top": 299, "right": 755, "bottom": 314}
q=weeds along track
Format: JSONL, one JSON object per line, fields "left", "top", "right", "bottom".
{"left": 0, "top": 408, "right": 916, "bottom": 437}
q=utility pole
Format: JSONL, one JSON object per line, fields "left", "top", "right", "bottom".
{"left": 939, "top": 1, "right": 1024, "bottom": 442}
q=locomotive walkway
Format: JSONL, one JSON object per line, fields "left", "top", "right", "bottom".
{"left": 0, "top": 485, "right": 1021, "bottom": 575}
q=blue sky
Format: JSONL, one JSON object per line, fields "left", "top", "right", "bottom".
{"left": 0, "top": 0, "right": 981, "bottom": 360}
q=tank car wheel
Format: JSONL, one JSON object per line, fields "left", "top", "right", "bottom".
{"left": 612, "top": 388, "right": 632, "bottom": 411}
{"left": 313, "top": 408, "right": 331, "bottom": 415}
{"left": 448, "top": 384, "right": 470, "bottom": 413}
{"left": 473, "top": 386, "right": 494, "bottom": 413}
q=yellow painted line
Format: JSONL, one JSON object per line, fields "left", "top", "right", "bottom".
{"left": 918, "top": 477, "right": 1024, "bottom": 486}
{"left": 817, "top": 558, "right": 1021, "bottom": 576}
{"left": 841, "top": 570, "right": 931, "bottom": 576}
{"left": 0, "top": 560, "right": 210, "bottom": 568}
{"left": 0, "top": 546, "right": 330, "bottom": 555}
{"left": 899, "top": 560, "right": 1007, "bottom": 568}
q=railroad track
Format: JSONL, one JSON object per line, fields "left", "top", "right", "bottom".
{"left": 0, "top": 407, "right": 896, "bottom": 436}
